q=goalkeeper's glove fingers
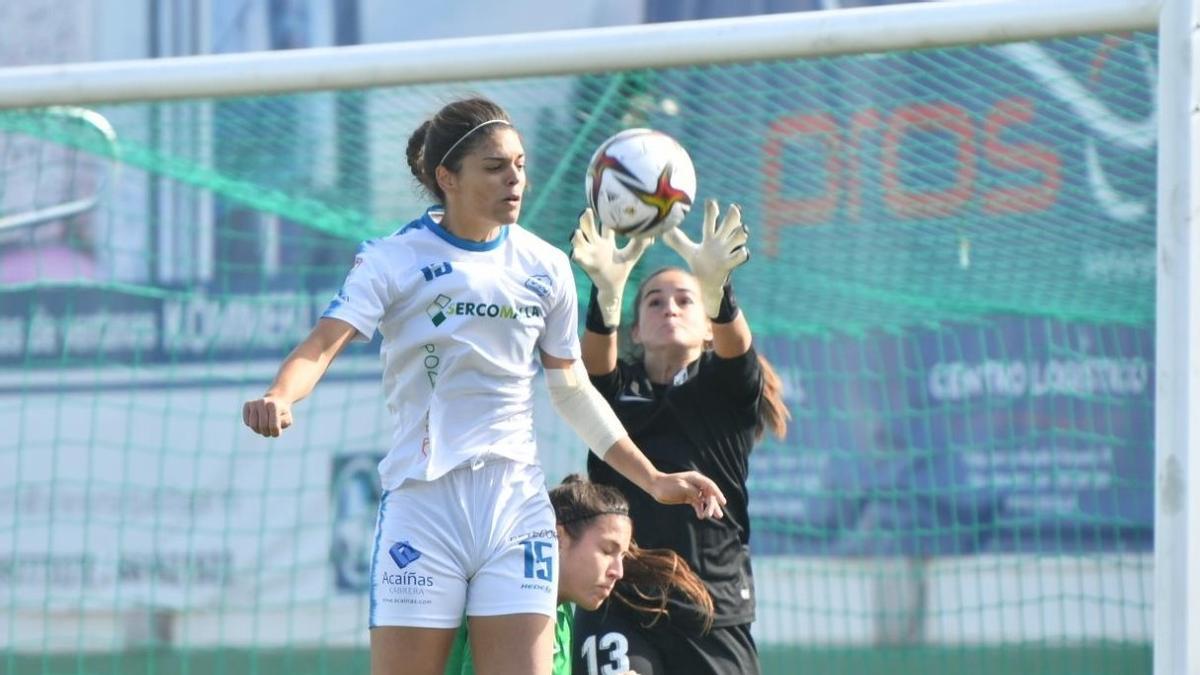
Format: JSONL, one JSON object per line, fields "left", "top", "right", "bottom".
{"left": 614, "top": 235, "right": 654, "bottom": 265}
{"left": 662, "top": 226, "right": 698, "bottom": 262}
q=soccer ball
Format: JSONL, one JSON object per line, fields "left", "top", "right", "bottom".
{"left": 584, "top": 128, "right": 697, "bottom": 239}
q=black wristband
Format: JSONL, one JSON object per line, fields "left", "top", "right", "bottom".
{"left": 586, "top": 284, "right": 617, "bottom": 334}
{"left": 713, "top": 282, "right": 740, "bottom": 324}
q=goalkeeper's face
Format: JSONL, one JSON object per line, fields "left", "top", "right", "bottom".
{"left": 632, "top": 269, "right": 713, "bottom": 353}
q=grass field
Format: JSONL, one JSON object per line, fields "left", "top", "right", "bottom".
{"left": 8, "top": 643, "right": 1150, "bottom": 674}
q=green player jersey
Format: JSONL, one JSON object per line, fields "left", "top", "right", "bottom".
{"left": 445, "top": 604, "right": 573, "bottom": 675}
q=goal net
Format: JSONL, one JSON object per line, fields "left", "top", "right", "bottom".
{"left": 0, "top": 7, "right": 1159, "bottom": 675}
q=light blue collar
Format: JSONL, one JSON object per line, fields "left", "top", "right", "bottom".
{"left": 422, "top": 207, "right": 509, "bottom": 252}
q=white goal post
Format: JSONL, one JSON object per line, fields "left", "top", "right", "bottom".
{"left": 1154, "top": 2, "right": 1199, "bottom": 675}
{"left": 0, "top": 1, "right": 1192, "bottom": 673}
{"left": 0, "top": 0, "right": 1160, "bottom": 108}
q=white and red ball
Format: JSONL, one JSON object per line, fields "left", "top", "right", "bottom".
{"left": 584, "top": 128, "right": 696, "bottom": 239}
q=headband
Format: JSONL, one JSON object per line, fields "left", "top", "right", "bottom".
{"left": 438, "top": 119, "right": 509, "bottom": 167}
{"left": 556, "top": 505, "right": 631, "bottom": 526}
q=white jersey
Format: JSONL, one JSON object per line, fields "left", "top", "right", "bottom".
{"left": 322, "top": 207, "right": 580, "bottom": 489}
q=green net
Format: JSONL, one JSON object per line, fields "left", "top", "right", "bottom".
{"left": 0, "top": 31, "right": 1153, "bottom": 674}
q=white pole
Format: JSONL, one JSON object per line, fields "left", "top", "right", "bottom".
{"left": 0, "top": 0, "right": 1160, "bottom": 109}
{"left": 1154, "top": 0, "right": 1200, "bottom": 673}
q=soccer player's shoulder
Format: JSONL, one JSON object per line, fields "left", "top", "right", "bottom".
{"left": 508, "top": 223, "right": 570, "bottom": 267}
{"left": 357, "top": 229, "right": 419, "bottom": 271}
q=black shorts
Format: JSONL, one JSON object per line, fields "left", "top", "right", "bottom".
{"left": 573, "top": 605, "right": 759, "bottom": 675}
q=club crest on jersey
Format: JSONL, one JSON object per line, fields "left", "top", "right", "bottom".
{"left": 618, "top": 378, "right": 653, "bottom": 403}
{"left": 524, "top": 274, "right": 553, "bottom": 298}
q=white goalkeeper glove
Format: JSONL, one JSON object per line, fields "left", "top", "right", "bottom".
{"left": 570, "top": 208, "right": 653, "bottom": 331}
{"left": 662, "top": 199, "right": 750, "bottom": 320}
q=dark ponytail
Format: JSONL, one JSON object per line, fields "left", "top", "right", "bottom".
{"left": 756, "top": 353, "right": 791, "bottom": 441}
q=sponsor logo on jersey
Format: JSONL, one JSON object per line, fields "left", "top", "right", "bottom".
{"left": 425, "top": 295, "right": 543, "bottom": 326}
{"left": 377, "top": 541, "right": 435, "bottom": 604}
{"left": 388, "top": 541, "right": 422, "bottom": 569}
{"left": 426, "top": 294, "right": 452, "bottom": 326}
{"left": 380, "top": 570, "right": 435, "bottom": 587}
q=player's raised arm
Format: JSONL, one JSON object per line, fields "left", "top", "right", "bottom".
{"left": 242, "top": 317, "right": 359, "bottom": 437}
{"left": 663, "top": 199, "right": 752, "bottom": 358}
{"left": 571, "top": 208, "right": 653, "bottom": 375}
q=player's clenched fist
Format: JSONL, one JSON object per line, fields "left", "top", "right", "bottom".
{"left": 243, "top": 396, "right": 293, "bottom": 437}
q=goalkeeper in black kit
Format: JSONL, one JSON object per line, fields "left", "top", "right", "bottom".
{"left": 569, "top": 201, "right": 791, "bottom": 674}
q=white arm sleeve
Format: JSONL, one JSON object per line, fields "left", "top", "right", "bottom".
{"left": 545, "top": 360, "right": 627, "bottom": 456}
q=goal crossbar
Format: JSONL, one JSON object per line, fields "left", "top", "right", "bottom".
{"left": 0, "top": 0, "right": 1160, "bottom": 109}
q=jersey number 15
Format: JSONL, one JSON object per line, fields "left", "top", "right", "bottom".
{"left": 522, "top": 539, "right": 553, "bottom": 582}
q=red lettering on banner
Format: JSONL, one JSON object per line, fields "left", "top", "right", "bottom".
{"left": 758, "top": 98, "right": 1065, "bottom": 258}
{"left": 763, "top": 112, "right": 841, "bottom": 256}
{"left": 881, "top": 103, "right": 976, "bottom": 219}
{"left": 846, "top": 108, "right": 882, "bottom": 222}
{"left": 982, "top": 97, "right": 1062, "bottom": 214}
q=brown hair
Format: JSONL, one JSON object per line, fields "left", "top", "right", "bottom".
{"left": 631, "top": 267, "right": 791, "bottom": 441}
{"left": 550, "top": 474, "right": 630, "bottom": 540}
{"left": 612, "top": 544, "right": 715, "bottom": 633}
{"left": 550, "top": 475, "right": 714, "bottom": 632}
{"left": 404, "top": 96, "right": 513, "bottom": 202}
{"left": 756, "top": 355, "right": 790, "bottom": 440}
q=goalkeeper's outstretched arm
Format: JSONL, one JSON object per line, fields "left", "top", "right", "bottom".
{"left": 570, "top": 208, "right": 652, "bottom": 376}
{"left": 663, "top": 199, "right": 752, "bottom": 358}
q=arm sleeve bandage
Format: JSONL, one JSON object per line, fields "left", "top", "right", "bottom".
{"left": 545, "top": 360, "right": 627, "bottom": 457}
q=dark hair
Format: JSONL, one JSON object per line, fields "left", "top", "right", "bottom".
{"left": 404, "top": 96, "right": 513, "bottom": 202}
{"left": 632, "top": 267, "right": 791, "bottom": 441}
{"left": 550, "top": 474, "right": 630, "bottom": 541}
{"left": 756, "top": 353, "right": 790, "bottom": 440}
{"left": 551, "top": 475, "right": 714, "bottom": 632}
{"left": 613, "top": 544, "right": 715, "bottom": 633}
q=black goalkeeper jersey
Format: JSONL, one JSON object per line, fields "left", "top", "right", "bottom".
{"left": 586, "top": 347, "right": 762, "bottom": 629}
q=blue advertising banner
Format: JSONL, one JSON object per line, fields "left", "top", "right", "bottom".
{"left": 0, "top": 285, "right": 371, "bottom": 368}
{"left": 751, "top": 318, "right": 1153, "bottom": 555}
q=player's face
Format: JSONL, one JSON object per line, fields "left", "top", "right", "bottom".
{"left": 443, "top": 127, "right": 526, "bottom": 226}
{"left": 632, "top": 269, "right": 713, "bottom": 351}
{"left": 557, "top": 515, "right": 632, "bottom": 610}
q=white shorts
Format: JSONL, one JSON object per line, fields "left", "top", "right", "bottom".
{"left": 368, "top": 456, "right": 559, "bottom": 629}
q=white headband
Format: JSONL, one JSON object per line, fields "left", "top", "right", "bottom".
{"left": 438, "top": 119, "right": 509, "bottom": 167}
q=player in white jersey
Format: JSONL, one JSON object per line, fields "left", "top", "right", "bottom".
{"left": 242, "top": 96, "right": 726, "bottom": 675}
